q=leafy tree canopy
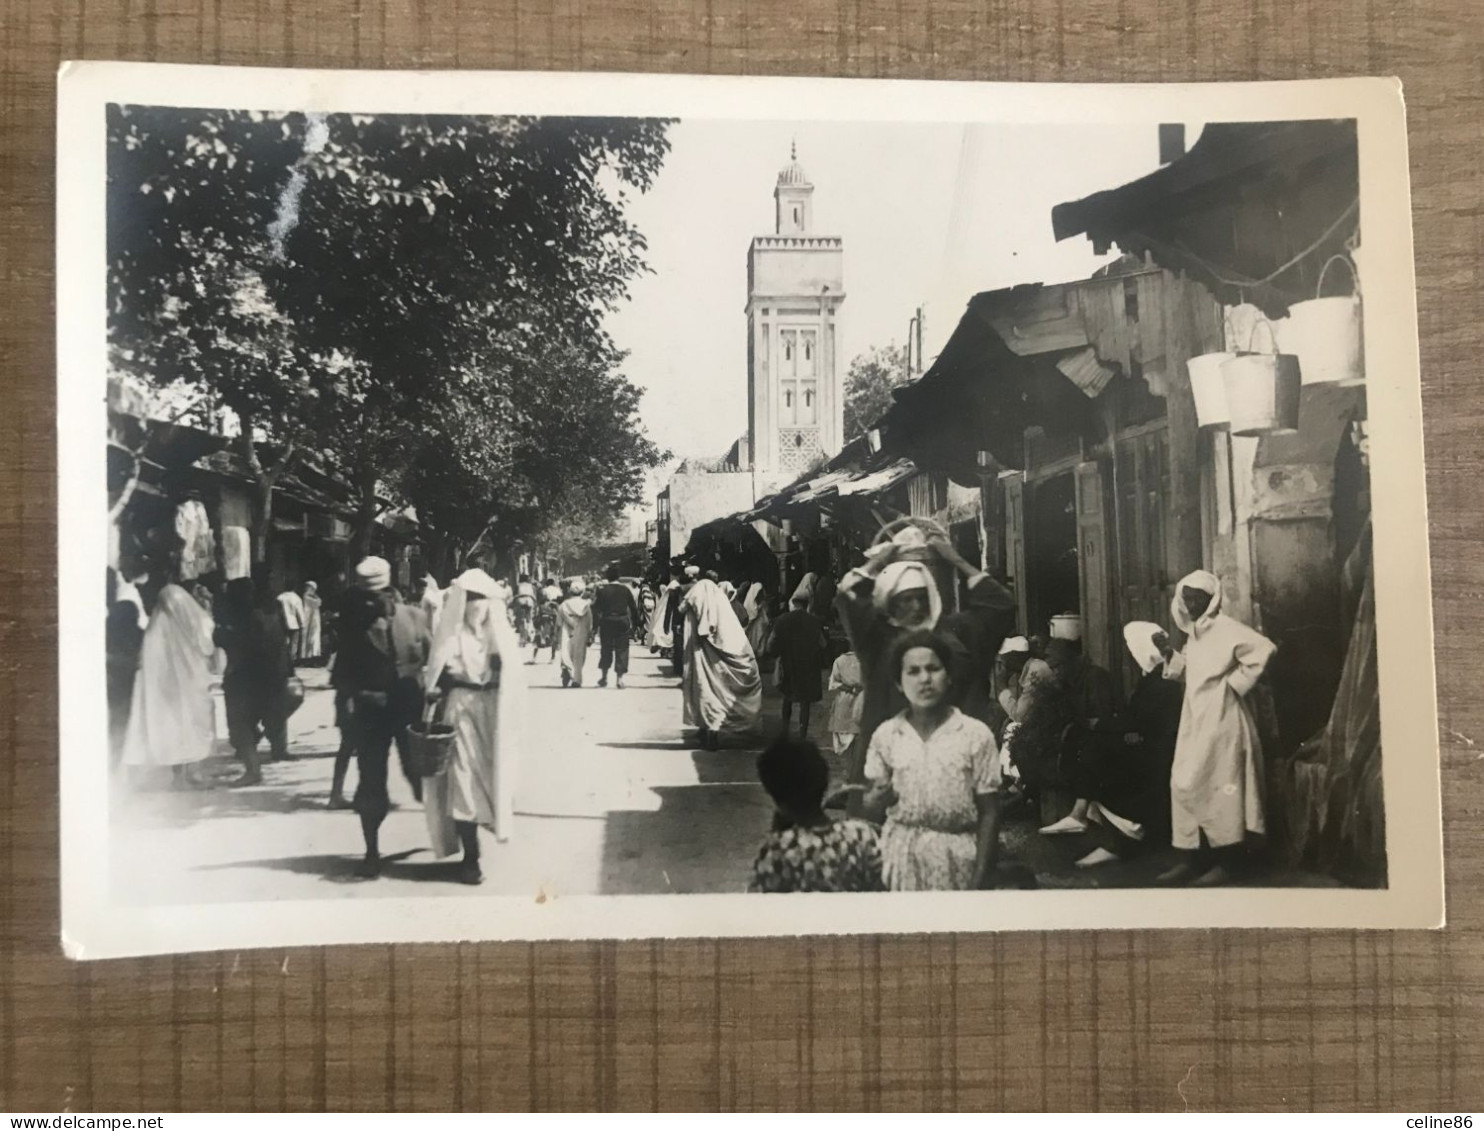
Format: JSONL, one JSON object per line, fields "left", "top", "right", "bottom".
{"left": 107, "top": 106, "right": 671, "bottom": 564}
{"left": 842, "top": 342, "right": 910, "bottom": 442}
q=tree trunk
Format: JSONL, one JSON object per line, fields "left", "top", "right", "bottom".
{"left": 424, "top": 527, "right": 448, "bottom": 583}
{"left": 349, "top": 462, "right": 379, "bottom": 563}
{"left": 234, "top": 411, "right": 299, "bottom": 580}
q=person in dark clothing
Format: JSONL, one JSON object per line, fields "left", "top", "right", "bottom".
{"left": 214, "top": 576, "right": 293, "bottom": 787}
{"left": 939, "top": 577, "right": 1018, "bottom": 727}
{"left": 1065, "top": 622, "right": 1184, "bottom": 866}
{"left": 1037, "top": 636, "right": 1121, "bottom": 835}
{"left": 1047, "top": 637, "right": 1118, "bottom": 729}
{"left": 105, "top": 569, "right": 146, "bottom": 769}
{"left": 593, "top": 564, "right": 642, "bottom": 688}
{"left": 767, "top": 593, "right": 828, "bottom": 737}
{"left": 835, "top": 532, "right": 1016, "bottom": 790}
{"left": 334, "top": 556, "right": 432, "bottom": 878}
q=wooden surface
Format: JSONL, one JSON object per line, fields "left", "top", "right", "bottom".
{"left": 4, "top": 0, "right": 1482, "bottom": 1112}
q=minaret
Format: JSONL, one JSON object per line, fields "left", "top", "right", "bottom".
{"left": 774, "top": 140, "right": 814, "bottom": 234}
{"left": 745, "top": 145, "right": 846, "bottom": 482}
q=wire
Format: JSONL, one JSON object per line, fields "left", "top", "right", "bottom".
{"left": 1152, "top": 197, "right": 1360, "bottom": 292}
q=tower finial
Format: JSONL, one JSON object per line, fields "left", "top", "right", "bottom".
{"left": 791, "top": 138, "right": 797, "bottom": 161}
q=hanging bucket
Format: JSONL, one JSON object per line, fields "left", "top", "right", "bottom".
{"left": 1278, "top": 253, "right": 1364, "bottom": 387}
{"left": 1221, "top": 320, "right": 1302, "bottom": 437}
{"left": 1188, "top": 350, "right": 1235, "bottom": 429}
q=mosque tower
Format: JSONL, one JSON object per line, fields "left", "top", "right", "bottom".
{"left": 745, "top": 143, "right": 845, "bottom": 482}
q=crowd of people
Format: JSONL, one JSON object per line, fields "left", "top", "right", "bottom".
{"left": 104, "top": 520, "right": 1277, "bottom": 894}
{"left": 728, "top": 527, "right": 1277, "bottom": 895}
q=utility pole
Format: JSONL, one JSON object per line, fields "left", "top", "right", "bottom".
{"left": 906, "top": 305, "right": 926, "bottom": 378}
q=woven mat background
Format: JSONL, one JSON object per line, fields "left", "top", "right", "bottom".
{"left": 3, "top": 0, "right": 1480, "bottom": 1111}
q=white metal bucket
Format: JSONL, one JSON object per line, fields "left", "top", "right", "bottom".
{"left": 1278, "top": 295, "right": 1363, "bottom": 386}
{"left": 1187, "top": 351, "right": 1235, "bottom": 429}
{"left": 1221, "top": 351, "right": 1302, "bottom": 437}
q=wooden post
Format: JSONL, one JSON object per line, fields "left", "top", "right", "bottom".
{"left": 1163, "top": 274, "right": 1224, "bottom": 584}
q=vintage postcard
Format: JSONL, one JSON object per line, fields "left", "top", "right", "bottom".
{"left": 57, "top": 63, "right": 1440, "bottom": 958}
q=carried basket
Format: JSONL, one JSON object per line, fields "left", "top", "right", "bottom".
{"left": 869, "top": 515, "right": 950, "bottom": 563}
{"left": 405, "top": 700, "right": 456, "bottom": 778}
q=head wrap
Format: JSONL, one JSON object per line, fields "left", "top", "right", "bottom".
{"left": 998, "top": 635, "right": 1030, "bottom": 656}
{"left": 423, "top": 566, "right": 525, "bottom": 845}
{"left": 303, "top": 580, "right": 317, "bottom": 594}
{"left": 684, "top": 565, "right": 700, "bottom": 579}
{"left": 455, "top": 567, "right": 502, "bottom": 601}
{"left": 1122, "top": 621, "right": 1165, "bottom": 675}
{"left": 791, "top": 572, "right": 818, "bottom": 606}
{"left": 743, "top": 582, "right": 764, "bottom": 619}
{"left": 569, "top": 578, "right": 587, "bottom": 595}
{"left": 355, "top": 556, "right": 391, "bottom": 591}
{"left": 1172, "top": 569, "right": 1223, "bottom": 634}
{"left": 873, "top": 561, "right": 942, "bottom": 629}
{"left": 720, "top": 580, "right": 737, "bottom": 599}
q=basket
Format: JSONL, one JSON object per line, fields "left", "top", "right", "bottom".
{"left": 405, "top": 702, "right": 456, "bottom": 778}
{"left": 869, "top": 515, "right": 950, "bottom": 563}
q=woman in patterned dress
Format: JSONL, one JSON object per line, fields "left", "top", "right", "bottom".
{"left": 862, "top": 631, "right": 1003, "bottom": 891}
{"left": 749, "top": 735, "right": 883, "bottom": 893}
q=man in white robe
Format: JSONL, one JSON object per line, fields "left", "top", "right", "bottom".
{"left": 1157, "top": 569, "right": 1276, "bottom": 887}
{"left": 681, "top": 578, "right": 762, "bottom": 750}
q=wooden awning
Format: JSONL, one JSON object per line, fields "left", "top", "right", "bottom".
{"left": 1052, "top": 120, "right": 1359, "bottom": 317}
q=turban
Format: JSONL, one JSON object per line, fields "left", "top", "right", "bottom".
{"left": 872, "top": 561, "right": 942, "bottom": 629}
{"left": 355, "top": 556, "right": 391, "bottom": 592}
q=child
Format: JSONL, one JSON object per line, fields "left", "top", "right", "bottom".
{"left": 749, "top": 734, "right": 884, "bottom": 893}
{"left": 826, "top": 648, "right": 864, "bottom": 758}
{"left": 862, "top": 630, "right": 1002, "bottom": 891}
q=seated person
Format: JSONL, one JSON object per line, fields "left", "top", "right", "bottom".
{"left": 1067, "top": 622, "right": 1185, "bottom": 867}
{"left": 1037, "top": 635, "right": 1118, "bottom": 835}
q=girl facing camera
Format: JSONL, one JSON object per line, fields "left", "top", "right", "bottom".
{"left": 749, "top": 735, "right": 884, "bottom": 893}
{"left": 862, "top": 631, "right": 1002, "bottom": 891}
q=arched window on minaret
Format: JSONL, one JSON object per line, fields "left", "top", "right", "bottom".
{"left": 800, "top": 381, "right": 818, "bottom": 425}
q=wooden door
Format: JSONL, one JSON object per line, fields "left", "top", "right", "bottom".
{"left": 1074, "top": 460, "right": 1113, "bottom": 672}
{"left": 1113, "top": 426, "right": 1174, "bottom": 691}
{"left": 1115, "top": 428, "right": 1173, "bottom": 623}
{"left": 1003, "top": 472, "right": 1029, "bottom": 634}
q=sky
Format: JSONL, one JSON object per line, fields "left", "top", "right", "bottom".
{"left": 603, "top": 117, "right": 1174, "bottom": 525}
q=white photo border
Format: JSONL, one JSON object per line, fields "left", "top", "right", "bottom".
{"left": 57, "top": 63, "right": 1441, "bottom": 958}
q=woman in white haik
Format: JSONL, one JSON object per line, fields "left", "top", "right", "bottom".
{"left": 422, "top": 567, "right": 525, "bottom": 885}
{"left": 1157, "top": 569, "right": 1276, "bottom": 887}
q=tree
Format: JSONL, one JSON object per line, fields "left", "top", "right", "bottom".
{"left": 107, "top": 107, "right": 672, "bottom": 569}
{"left": 107, "top": 108, "right": 340, "bottom": 563}
{"left": 271, "top": 113, "right": 673, "bottom": 557}
{"left": 842, "top": 342, "right": 910, "bottom": 441}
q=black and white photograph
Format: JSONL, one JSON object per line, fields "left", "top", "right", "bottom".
{"left": 58, "top": 65, "right": 1441, "bottom": 956}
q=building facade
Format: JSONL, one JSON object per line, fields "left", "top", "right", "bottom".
{"left": 745, "top": 145, "right": 846, "bottom": 482}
